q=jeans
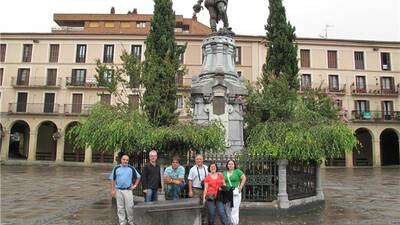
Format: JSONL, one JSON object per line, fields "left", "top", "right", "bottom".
{"left": 144, "top": 188, "right": 158, "bottom": 202}
{"left": 206, "top": 200, "right": 228, "bottom": 225}
{"left": 167, "top": 183, "right": 186, "bottom": 200}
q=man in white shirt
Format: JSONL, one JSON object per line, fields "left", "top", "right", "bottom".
{"left": 188, "top": 154, "right": 209, "bottom": 199}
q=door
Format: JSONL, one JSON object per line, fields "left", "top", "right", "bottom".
{"left": 72, "top": 94, "right": 83, "bottom": 113}
{"left": 17, "top": 92, "right": 28, "bottom": 112}
{"left": 44, "top": 93, "right": 55, "bottom": 113}
{"left": 46, "top": 69, "right": 57, "bottom": 86}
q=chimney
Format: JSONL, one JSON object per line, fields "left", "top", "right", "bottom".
{"left": 133, "top": 8, "right": 138, "bottom": 14}
{"left": 110, "top": 7, "right": 115, "bottom": 14}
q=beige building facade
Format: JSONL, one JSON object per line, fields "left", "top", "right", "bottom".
{"left": 0, "top": 12, "right": 399, "bottom": 167}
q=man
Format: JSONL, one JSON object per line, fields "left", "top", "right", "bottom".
{"left": 193, "top": 0, "right": 230, "bottom": 32}
{"left": 164, "top": 156, "right": 186, "bottom": 200}
{"left": 109, "top": 154, "right": 140, "bottom": 225}
{"left": 188, "top": 154, "right": 208, "bottom": 199}
{"left": 142, "top": 150, "right": 162, "bottom": 202}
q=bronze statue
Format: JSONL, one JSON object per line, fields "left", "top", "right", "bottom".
{"left": 193, "top": 0, "right": 230, "bottom": 32}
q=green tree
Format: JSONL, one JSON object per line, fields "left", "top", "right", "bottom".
{"left": 263, "top": 0, "right": 299, "bottom": 90}
{"left": 141, "top": 0, "right": 186, "bottom": 127}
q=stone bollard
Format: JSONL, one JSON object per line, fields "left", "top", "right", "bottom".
{"left": 277, "top": 159, "right": 289, "bottom": 209}
{"left": 316, "top": 163, "right": 325, "bottom": 200}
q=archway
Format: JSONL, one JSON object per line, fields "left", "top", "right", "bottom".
{"left": 64, "top": 122, "right": 84, "bottom": 162}
{"left": 380, "top": 129, "right": 399, "bottom": 166}
{"left": 353, "top": 128, "right": 373, "bottom": 166}
{"left": 8, "top": 120, "right": 30, "bottom": 159}
{"left": 36, "top": 121, "right": 58, "bottom": 161}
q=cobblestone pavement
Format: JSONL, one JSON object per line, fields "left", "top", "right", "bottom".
{"left": 1, "top": 164, "right": 399, "bottom": 225}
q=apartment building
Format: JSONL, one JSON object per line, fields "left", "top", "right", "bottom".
{"left": 0, "top": 10, "right": 398, "bottom": 167}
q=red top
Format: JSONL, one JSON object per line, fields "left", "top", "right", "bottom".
{"left": 204, "top": 173, "right": 224, "bottom": 198}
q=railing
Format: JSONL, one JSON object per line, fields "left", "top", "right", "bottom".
{"left": 351, "top": 85, "right": 398, "bottom": 96}
{"left": 11, "top": 77, "right": 62, "bottom": 88}
{"left": 64, "top": 152, "right": 85, "bottom": 162}
{"left": 52, "top": 26, "right": 84, "bottom": 32}
{"left": 176, "top": 77, "right": 192, "bottom": 88}
{"left": 66, "top": 77, "right": 103, "bottom": 88}
{"left": 351, "top": 111, "right": 400, "bottom": 122}
{"left": 8, "top": 103, "right": 60, "bottom": 114}
{"left": 287, "top": 160, "right": 317, "bottom": 200}
{"left": 92, "top": 152, "right": 114, "bottom": 163}
{"left": 321, "top": 84, "right": 346, "bottom": 94}
{"left": 64, "top": 104, "right": 93, "bottom": 115}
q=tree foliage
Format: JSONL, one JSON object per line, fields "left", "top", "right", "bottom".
{"left": 141, "top": 0, "right": 186, "bottom": 127}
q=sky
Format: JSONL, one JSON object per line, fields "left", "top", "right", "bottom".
{"left": 0, "top": 0, "right": 399, "bottom": 41}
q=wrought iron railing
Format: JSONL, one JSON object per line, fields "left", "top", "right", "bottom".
{"left": 92, "top": 152, "right": 114, "bottom": 163}
{"left": 11, "top": 77, "right": 62, "bottom": 87}
{"left": 66, "top": 77, "right": 102, "bottom": 88}
{"left": 350, "top": 85, "right": 398, "bottom": 96}
{"left": 64, "top": 152, "right": 85, "bottom": 162}
{"left": 8, "top": 103, "right": 60, "bottom": 114}
{"left": 351, "top": 110, "right": 400, "bottom": 122}
{"left": 321, "top": 84, "right": 346, "bottom": 94}
{"left": 176, "top": 76, "right": 192, "bottom": 88}
{"left": 64, "top": 104, "right": 93, "bottom": 115}
{"left": 287, "top": 160, "right": 317, "bottom": 200}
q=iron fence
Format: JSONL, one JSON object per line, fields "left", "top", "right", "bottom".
{"left": 286, "top": 160, "right": 317, "bottom": 200}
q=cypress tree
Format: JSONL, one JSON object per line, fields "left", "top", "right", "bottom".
{"left": 142, "top": 0, "right": 185, "bottom": 127}
{"left": 263, "top": 0, "right": 299, "bottom": 90}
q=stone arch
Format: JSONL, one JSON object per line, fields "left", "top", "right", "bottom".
{"left": 63, "top": 121, "right": 84, "bottom": 162}
{"left": 353, "top": 127, "right": 374, "bottom": 166}
{"left": 380, "top": 128, "right": 399, "bottom": 166}
{"left": 8, "top": 120, "right": 30, "bottom": 159}
{"left": 36, "top": 121, "right": 58, "bottom": 161}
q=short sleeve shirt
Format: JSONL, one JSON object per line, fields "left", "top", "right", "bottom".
{"left": 188, "top": 165, "right": 208, "bottom": 188}
{"left": 109, "top": 165, "right": 141, "bottom": 189}
{"left": 164, "top": 165, "right": 185, "bottom": 180}
{"left": 204, "top": 173, "right": 224, "bottom": 198}
{"left": 223, "top": 169, "right": 244, "bottom": 189}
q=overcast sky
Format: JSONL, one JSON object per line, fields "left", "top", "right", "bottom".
{"left": 0, "top": 0, "right": 399, "bottom": 41}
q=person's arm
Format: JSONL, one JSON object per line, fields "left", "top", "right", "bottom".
{"left": 239, "top": 174, "right": 247, "bottom": 193}
{"left": 188, "top": 168, "right": 194, "bottom": 197}
{"left": 111, "top": 180, "right": 116, "bottom": 197}
{"left": 202, "top": 182, "right": 209, "bottom": 204}
{"left": 130, "top": 168, "right": 140, "bottom": 190}
{"left": 221, "top": 173, "right": 226, "bottom": 187}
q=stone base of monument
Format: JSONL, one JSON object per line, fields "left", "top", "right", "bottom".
{"left": 133, "top": 198, "right": 203, "bottom": 225}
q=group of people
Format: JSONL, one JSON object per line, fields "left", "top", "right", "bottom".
{"left": 110, "top": 150, "right": 246, "bottom": 225}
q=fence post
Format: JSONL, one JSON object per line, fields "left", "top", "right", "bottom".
{"left": 316, "top": 163, "right": 324, "bottom": 200}
{"left": 158, "top": 164, "right": 166, "bottom": 201}
{"left": 277, "top": 159, "right": 289, "bottom": 209}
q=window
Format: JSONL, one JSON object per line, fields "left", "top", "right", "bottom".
{"left": 136, "top": 21, "right": 146, "bottom": 28}
{"left": 17, "top": 68, "right": 30, "bottom": 86}
{"left": 88, "top": 22, "right": 99, "bottom": 28}
{"left": 0, "top": 68, "right": 3, "bottom": 86}
{"left": 354, "top": 51, "right": 364, "bottom": 70}
{"left": 102, "top": 70, "right": 113, "bottom": 83}
{"left": 103, "top": 45, "right": 114, "bottom": 63}
{"left": 121, "top": 22, "right": 131, "bottom": 28}
{"left": 235, "top": 46, "right": 242, "bottom": 64}
{"left": 17, "top": 92, "right": 28, "bottom": 112}
{"left": 381, "top": 52, "right": 391, "bottom": 70}
{"left": 334, "top": 99, "right": 343, "bottom": 109}
{"left": 44, "top": 93, "right": 55, "bottom": 113}
{"left": 76, "top": 44, "right": 87, "bottom": 63}
{"left": 178, "top": 45, "right": 185, "bottom": 64}
{"left": 22, "top": 44, "right": 33, "bottom": 62}
{"left": 355, "top": 76, "right": 366, "bottom": 92}
{"left": 71, "top": 69, "right": 86, "bottom": 86}
{"left": 49, "top": 44, "right": 59, "bottom": 63}
{"left": 72, "top": 93, "right": 83, "bottom": 113}
{"left": 327, "top": 50, "right": 337, "bottom": 68}
{"left": 176, "top": 74, "right": 183, "bottom": 86}
{"left": 176, "top": 96, "right": 184, "bottom": 109}
{"left": 0, "top": 44, "right": 6, "bottom": 62}
{"left": 355, "top": 100, "right": 369, "bottom": 112}
{"left": 381, "top": 77, "right": 395, "bottom": 92}
{"left": 104, "top": 22, "right": 115, "bottom": 28}
{"left": 301, "top": 74, "right": 311, "bottom": 89}
{"left": 100, "top": 94, "right": 111, "bottom": 105}
{"left": 300, "top": 49, "right": 310, "bottom": 68}
{"left": 131, "top": 45, "right": 142, "bottom": 60}
{"left": 382, "top": 101, "right": 394, "bottom": 120}
{"left": 128, "top": 94, "right": 139, "bottom": 110}
{"left": 329, "top": 75, "right": 339, "bottom": 91}
{"left": 46, "top": 69, "right": 57, "bottom": 86}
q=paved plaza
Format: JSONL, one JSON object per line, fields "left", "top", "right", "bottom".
{"left": 1, "top": 164, "right": 399, "bottom": 225}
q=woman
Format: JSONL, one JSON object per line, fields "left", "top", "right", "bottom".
{"left": 203, "top": 162, "right": 229, "bottom": 225}
{"left": 223, "top": 160, "right": 246, "bottom": 225}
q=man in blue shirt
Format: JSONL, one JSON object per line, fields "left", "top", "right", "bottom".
{"left": 163, "top": 156, "right": 186, "bottom": 200}
{"left": 110, "top": 153, "right": 140, "bottom": 225}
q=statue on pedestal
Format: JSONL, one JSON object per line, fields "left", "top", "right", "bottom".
{"left": 193, "top": 0, "right": 231, "bottom": 32}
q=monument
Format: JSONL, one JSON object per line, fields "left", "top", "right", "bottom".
{"left": 191, "top": 0, "right": 247, "bottom": 153}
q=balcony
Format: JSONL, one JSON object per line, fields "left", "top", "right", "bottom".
{"left": 176, "top": 76, "right": 192, "bottom": 90}
{"left": 66, "top": 77, "right": 105, "bottom": 89}
{"left": 351, "top": 111, "right": 400, "bottom": 123}
{"left": 11, "top": 77, "right": 62, "bottom": 89}
{"left": 350, "top": 84, "right": 399, "bottom": 97}
{"left": 64, "top": 104, "right": 93, "bottom": 116}
{"left": 8, "top": 103, "right": 60, "bottom": 115}
{"left": 321, "top": 84, "right": 346, "bottom": 95}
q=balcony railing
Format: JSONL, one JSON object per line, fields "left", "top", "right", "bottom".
{"left": 176, "top": 77, "right": 192, "bottom": 88}
{"left": 321, "top": 84, "right": 346, "bottom": 94}
{"left": 66, "top": 77, "right": 103, "bottom": 89}
{"left": 350, "top": 85, "right": 398, "bottom": 96}
{"left": 64, "top": 104, "right": 93, "bottom": 115}
{"left": 8, "top": 103, "right": 60, "bottom": 114}
{"left": 351, "top": 110, "right": 400, "bottom": 122}
{"left": 11, "top": 77, "right": 62, "bottom": 88}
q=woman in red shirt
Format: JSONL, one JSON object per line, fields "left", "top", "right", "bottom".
{"left": 203, "top": 162, "right": 229, "bottom": 225}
